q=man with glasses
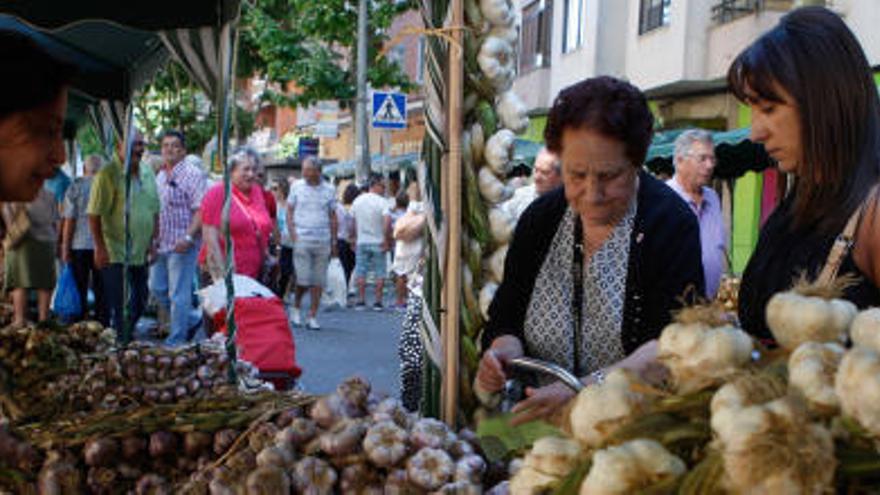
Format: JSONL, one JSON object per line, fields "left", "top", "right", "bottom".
{"left": 667, "top": 129, "right": 727, "bottom": 298}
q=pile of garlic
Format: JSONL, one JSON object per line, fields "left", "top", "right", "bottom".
{"left": 506, "top": 289, "right": 880, "bottom": 494}
{"left": 178, "top": 376, "right": 501, "bottom": 494}
{"left": 460, "top": 0, "right": 531, "bottom": 320}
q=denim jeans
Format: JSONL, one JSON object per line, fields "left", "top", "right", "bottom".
{"left": 150, "top": 247, "right": 198, "bottom": 346}
{"left": 101, "top": 263, "right": 148, "bottom": 336}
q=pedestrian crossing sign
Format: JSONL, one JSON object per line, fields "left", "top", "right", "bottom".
{"left": 372, "top": 91, "right": 407, "bottom": 130}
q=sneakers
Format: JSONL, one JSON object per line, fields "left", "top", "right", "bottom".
{"left": 307, "top": 317, "right": 321, "bottom": 330}
{"left": 373, "top": 302, "right": 384, "bottom": 312}
{"left": 290, "top": 308, "right": 302, "bottom": 327}
{"left": 354, "top": 301, "right": 367, "bottom": 311}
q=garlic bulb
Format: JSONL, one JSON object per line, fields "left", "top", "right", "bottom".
{"left": 134, "top": 474, "right": 170, "bottom": 495}
{"left": 256, "top": 445, "right": 294, "bottom": 469}
{"left": 371, "top": 397, "right": 414, "bottom": 430}
{"left": 320, "top": 419, "right": 368, "bottom": 457}
{"left": 38, "top": 451, "right": 82, "bottom": 495}
{"left": 765, "top": 290, "right": 857, "bottom": 350}
{"left": 835, "top": 346, "right": 880, "bottom": 437}
{"left": 509, "top": 466, "right": 560, "bottom": 494}
{"left": 579, "top": 439, "right": 686, "bottom": 495}
{"left": 477, "top": 36, "right": 515, "bottom": 92}
{"left": 478, "top": 166, "right": 513, "bottom": 204}
{"left": 213, "top": 429, "right": 239, "bottom": 456}
{"left": 569, "top": 369, "right": 649, "bottom": 447}
{"left": 292, "top": 456, "right": 338, "bottom": 494}
{"left": 486, "top": 245, "right": 509, "bottom": 285}
{"left": 455, "top": 454, "right": 487, "bottom": 484}
{"left": 657, "top": 319, "right": 753, "bottom": 394}
{"left": 714, "top": 397, "right": 835, "bottom": 495}
{"left": 522, "top": 436, "right": 583, "bottom": 478}
{"left": 788, "top": 341, "right": 845, "bottom": 416}
{"left": 479, "top": 282, "right": 499, "bottom": 320}
{"left": 496, "top": 91, "right": 529, "bottom": 135}
{"left": 245, "top": 466, "right": 290, "bottom": 495}
{"left": 363, "top": 421, "right": 409, "bottom": 468}
{"left": 411, "top": 418, "right": 455, "bottom": 451}
{"left": 709, "top": 371, "right": 787, "bottom": 442}
{"left": 484, "top": 129, "right": 516, "bottom": 177}
{"left": 276, "top": 418, "right": 317, "bottom": 450}
{"left": 435, "top": 481, "right": 483, "bottom": 494}
{"left": 407, "top": 448, "right": 455, "bottom": 491}
{"left": 849, "top": 308, "right": 880, "bottom": 353}
{"left": 488, "top": 206, "right": 514, "bottom": 246}
{"left": 479, "top": 0, "right": 514, "bottom": 27}
{"left": 83, "top": 438, "right": 119, "bottom": 467}
{"left": 489, "top": 25, "right": 518, "bottom": 48}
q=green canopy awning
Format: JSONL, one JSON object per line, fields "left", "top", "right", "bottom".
{"left": 645, "top": 127, "right": 773, "bottom": 179}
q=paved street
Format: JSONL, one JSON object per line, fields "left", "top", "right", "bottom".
{"left": 290, "top": 294, "right": 404, "bottom": 397}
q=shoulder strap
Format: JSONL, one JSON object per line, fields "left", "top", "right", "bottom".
{"left": 230, "top": 190, "right": 264, "bottom": 247}
{"left": 818, "top": 184, "right": 880, "bottom": 284}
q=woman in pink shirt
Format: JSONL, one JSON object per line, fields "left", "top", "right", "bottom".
{"left": 199, "top": 150, "right": 274, "bottom": 281}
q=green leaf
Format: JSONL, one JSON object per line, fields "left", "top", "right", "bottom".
{"left": 551, "top": 460, "right": 592, "bottom": 495}
{"left": 476, "top": 413, "right": 563, "bottom": 462}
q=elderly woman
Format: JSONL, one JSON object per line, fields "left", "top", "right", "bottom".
{"left": 730, "top": 7, "right": 880, "bottom": 339}
{"left": 199, "top": 149, "right": 274, "bottom": 282}
{"left": 476, "top": 76, "right": 704, "bottom": 424}
{"left": 0, "top": 32, "right": 71, "bottom": 202}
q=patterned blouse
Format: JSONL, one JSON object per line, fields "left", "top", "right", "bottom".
{"left": 523, "top": 196, "right": 637, "bottom": 381}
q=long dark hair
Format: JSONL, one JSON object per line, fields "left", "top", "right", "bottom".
{"left": 728, "top": 6, "right": 880, "bottom": 234}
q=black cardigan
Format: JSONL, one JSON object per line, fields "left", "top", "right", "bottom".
{"left": 482, "top": 171, "right": 705, "bottom": 358}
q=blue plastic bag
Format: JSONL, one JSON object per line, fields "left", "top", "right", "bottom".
{"left": 52, "top": 263, "right": 81, "bottom": 321}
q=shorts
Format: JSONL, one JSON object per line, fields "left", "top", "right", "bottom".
{"left": 355, "top": 243, "right": 387, "bottom": 279}
{"left": 293, "top": 242, "right": 331, "bottom": 288}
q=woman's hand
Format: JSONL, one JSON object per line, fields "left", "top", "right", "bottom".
{"left": 615, "top": 339, "right": 668, "bottom": 385}
{"left": 510, "top": 381, "right": 576, "bottom": 426}
{"left": 475, "top": 336, "right": 524, "bottom": 394}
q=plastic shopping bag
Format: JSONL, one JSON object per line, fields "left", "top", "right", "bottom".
{"left": 52, "top": 263, "right": 81, "bottom": 321}
{"left": 324, "top": 258, "right": 347, "bottom": 308}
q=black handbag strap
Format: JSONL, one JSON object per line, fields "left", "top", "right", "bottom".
{"left": 572, "top": 217, "right": 584, "bottom": 377}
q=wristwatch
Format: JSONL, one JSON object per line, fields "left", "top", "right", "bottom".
{"left": 184, "top": 234, "right": 194, "bottom": 244}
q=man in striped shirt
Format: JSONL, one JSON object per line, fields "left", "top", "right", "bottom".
{"left": 151, "top": 130, "right": 207, "bottom": 346}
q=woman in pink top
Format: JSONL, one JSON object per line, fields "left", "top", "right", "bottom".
{"left": 199, "top": 150, "right": 274, "bottom": 281}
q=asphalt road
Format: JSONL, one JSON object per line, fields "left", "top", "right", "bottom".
{"left": 290, "top": 295, "right": 404, "bottom": 397}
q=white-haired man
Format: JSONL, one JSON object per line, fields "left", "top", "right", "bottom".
{"left": 667, "top": 129, "right": 727, "bottom": 299}
{"left": 504, "top": 147, "right": 563, "bottom": 220}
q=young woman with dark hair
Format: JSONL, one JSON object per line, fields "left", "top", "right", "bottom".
{"left": 475, "top": 76, "right": 705, "bottom": 424}
{"left": 730, "top": 6, "right": 880, "bottom": 340}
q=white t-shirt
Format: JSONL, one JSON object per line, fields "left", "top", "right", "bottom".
{"left": 351, "top": 192, "right": 389, "bottom": 245}
{"left": 287, "top": 181, "right": 337, "bottom": 244}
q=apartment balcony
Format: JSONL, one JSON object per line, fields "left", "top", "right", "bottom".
{"left": 711, "top": 0, "right": 795, "bottom": 24}
{"left": 706, "top": 0, "right": 794, "bottom": 79}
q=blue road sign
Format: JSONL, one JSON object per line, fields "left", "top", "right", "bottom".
{"left": 372, "top": 91, "right": 407, "bottom": 130}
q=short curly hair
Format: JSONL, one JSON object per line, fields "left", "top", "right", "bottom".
{"left": 544, "top": 76, "right": 654, "bottom": 167}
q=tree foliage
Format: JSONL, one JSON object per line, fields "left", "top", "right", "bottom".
{"left": 133, "top": 62, "right": 255, "bottom": 155}
{"left": 239, "top": 0, "right": 416, "bottom": 109}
